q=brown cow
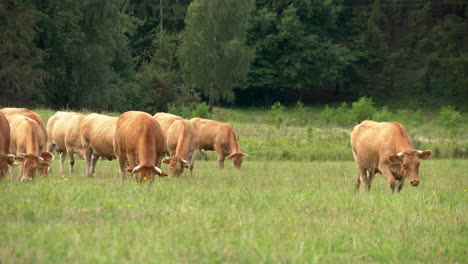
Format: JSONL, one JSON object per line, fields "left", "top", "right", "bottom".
{"left": 351, "top": 120, "right": 432, "bottom": 193}
{"left": 114, "top": 111, "right": 166, "bottom": 182}
{"left": 0, "top": 113, "right": 15, "bottom": 180}
{"left": 80, "top": 113, "right": 118, "bottom": 177}
{"left": 0, "top": 108, "right": 53, "bottom": 175}
{"left": 190, "top": 117, "right": 247, "bottom": 169}
{"left": 47, "top": 112, "right": 85, "bottom": 174}
{"left": 154, "top": 112, "right": 199, "bottom": 177}
{"left": 7, "top": 114, "right": 52, "bottom": 181}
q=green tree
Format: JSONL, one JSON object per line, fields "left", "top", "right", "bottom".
{"left": 33, "top": 0, "right": 137, "bottom": 111}
{"left": 179, "top": 0, "right": 254, "bottom": 112}
{"left": 0, "top": 0, "right": 45, "bottom": 106}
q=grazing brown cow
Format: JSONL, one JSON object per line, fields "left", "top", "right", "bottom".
{"left": 0, "top": 108, "right": 53, "bottom": 175}
{"left": 190, "top": 117, "right": 247, "bottom": 169}
{"left": 351, "top": 120, "right": 432, "bottom": 193}
{"left": 114, "top": 111, "right": 166, "bottom": 182}
{"left": 0, "top": 113, "right": 15, "bottom": 180}
{"left": 154, "top": 112, "right": 199, "bottom": 177}
{"left": 7, "top": 114, "right": 52, "bottom": 181}
{"left": 80, "top": 113, "right": 118, "bottom": 177}
{"left": 47, "top": 112, "right": 85, "bottom": 174}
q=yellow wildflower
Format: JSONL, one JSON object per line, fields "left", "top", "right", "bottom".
{"left": 292, "top": 232, "right": 298, "bottom": 237}
{"left": 428, "top": 207, "right": 433, "bottom": 211}
{"left": 127, "top": 204, "right": 132, "bottom": 208}
{"left": 82, "top": 208, "right": 88, "bottom": 212}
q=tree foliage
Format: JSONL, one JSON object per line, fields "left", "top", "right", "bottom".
{"left": 179, "top": 0, "right": 254, "bottom": 112}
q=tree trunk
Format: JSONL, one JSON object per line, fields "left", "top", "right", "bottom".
{"left": 208, "top": 81, "right": 214, "bottom": 113}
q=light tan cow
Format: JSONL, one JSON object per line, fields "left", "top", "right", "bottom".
{"left": 0, "top": 108, "right": 53, "bottom": 175}
{"left": 47, "top": 112, "right": 85, "bottom": 174}
{"left": 190, "top": 117, "right": 247, "bottom": 169}
{"left": 154, "top": 112, "right": 199, "bottom": 177}
{"left": 80, "top": 113, "right": 118, "bottom": 177}
{"left": 351, "top": 120, "right": 432, "bottom": 193}
{"left": 0, "top": 113, "right": 15, "bottom": 180}
{"left": 7, "top": 114, "right": 52, "bottom": 181}
{"left": 114, "top": 111, "right": 166, "bottom": 182}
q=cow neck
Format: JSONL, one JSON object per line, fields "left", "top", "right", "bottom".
{"left": 138, "top": 124, "right": 156, "bottom": 166}
{"left": 228, "top": 129, "right": 240, "bottom": 154}
{"left": 25, "top": 122, "right": 40, "bottom": 155}
{"left": 175, "top": 123, "right": 189, "bottom": 159}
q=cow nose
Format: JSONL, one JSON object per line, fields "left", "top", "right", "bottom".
{"left": 410, "top": 180, "right": 420, "bottom": 186}
{"left": 21, "top": 177, "right": 32, "bottom": 182}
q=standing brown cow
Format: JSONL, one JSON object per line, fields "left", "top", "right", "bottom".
{"left": 351, "top": 120, "right": 432, "bottom": 192}
{"left": 80, "top": 113, "right": 117, "bottom": 177}
{"left": 0, "top": 108, "right": 53, "bottom": 175}
{"left": 154, "top": 112, "right": 199, "bottom": 177}
{"left": 47, "top": 112, "right": 85, "bottom": 174}
{"left": 114, "top": 111, "right": 166, "bottom": 182}
{"left": 190, "top": 117, "right": 247, "bottom": 169}
{"left": 0, "top": 113, "right": 15, "bottom": 180}
{"left": 7, "top": 114, "right": 52, "bottom": 181}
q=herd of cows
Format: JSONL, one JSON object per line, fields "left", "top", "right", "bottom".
{"left": 0, "top": 107, "right": 432, "bottom": 192}
{"left": 0, "top": 108, "right": 246, "bottom": 183}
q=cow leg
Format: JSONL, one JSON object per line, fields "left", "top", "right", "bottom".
{"left": 199, "top": 149, "right": 208, "bottom": 161}
{"left": 126, "top": 154, "right": 138, "bottom": 183}
{"left": 67, "top": 148, "right": 75, "bottom": 174}
{"left": 188, "top": 152, "right": 197, "bottom": 178}
{"left": 59, "top": 150, "right": 67, "bottom": 175}
{"left": 354, "top": 165, "right": 367, "bottom": 192}
{"left": 90, "top": 154, "right": 99, "bottom": 177}
{"left": 397, "top": 178, "right": 405, "bottom": 193}
{"left": 380, "top": 166, "right": 397, "bottom": 193}
{"left": 116, "top": 154, "right": 127, "bottom": 181}
{"left": 84, "top": 147, "right": 93, "bottom": 177}
{"left": 366, "top": 171, "right": 376, "bottom": 191}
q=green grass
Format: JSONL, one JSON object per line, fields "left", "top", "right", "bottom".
{"left": 0, "top": 159, "right": 466, "bottom": 263}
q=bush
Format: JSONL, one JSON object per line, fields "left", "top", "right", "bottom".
{"left": 349, "top": 97, "right": 376, "bottom": 123}
{"left": 373, "top": 106, "right": 394, "bottom": 122}
{"left": 318, "top": 105, "right": 335, "bottom": 124}
{"left": 192, "top": 102, "right": 211, "bottom": 118}
{"left": 270, "top": 102, "right": 285, "bottom": 128}
{"left": 438, "top": 106, "right": 462, "bottom": 129}
{"left": 168, "top": 104, "right": 192, "bottom": 118}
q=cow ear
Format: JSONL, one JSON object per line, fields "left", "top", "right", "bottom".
{"left": 162, "top": 157, "right": 171, "bottom": 164}
{"left": 39, "top": 161, "right": 51, "bottom": 168}
{"left": 417, "top": 150, "right": 432, "bottom": 160}
{"left": 42, "top": 151, "right": 55, "bottom": 162}
{"left": 126, "top": 167, "right": 133, "bottom": 172}
{"left": 387, "top": 154, "right": 402, "bottom": 164}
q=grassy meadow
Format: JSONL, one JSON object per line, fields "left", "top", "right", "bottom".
{"left": 0, "top": 107, "right": 466, "bottom": 263}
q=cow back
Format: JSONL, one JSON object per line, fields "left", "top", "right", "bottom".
{"left": 0, "top": 112, "right": 10, "bottom": 154}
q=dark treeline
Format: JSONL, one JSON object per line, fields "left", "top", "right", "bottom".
{"left": 1, "top": 0, "right": 466, "bottom": 112}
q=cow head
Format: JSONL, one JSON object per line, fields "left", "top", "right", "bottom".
{"left": 0, "top": 154, "right": 15, "bottom": 179}
{"left": 227, "top": 152, "right": 248, "bottom": 169}
{"left": 38, "top": 151, "right": 54, "bottom": 177}
{"left": 162, "top": 156, "right": 189, "bottom": 177}
{"left": 15, "top": 154, "right": 50, "bottom": 181}
{"left": 387, "top": 149, "right": 432, "bottom": 187}
{"left": 127, "top": 164, "right": 167, "bottom": 182}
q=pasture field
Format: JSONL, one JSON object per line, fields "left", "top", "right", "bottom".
{"left": 0, "top": 158, "right": 466, "bottom": 263}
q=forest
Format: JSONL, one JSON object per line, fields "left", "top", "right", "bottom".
{"left": 1, "top": 0, "right": 467, "bottom": 112}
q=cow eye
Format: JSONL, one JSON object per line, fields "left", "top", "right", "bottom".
{"left": 403, "top": 164, "right": 408, "bottom": 169}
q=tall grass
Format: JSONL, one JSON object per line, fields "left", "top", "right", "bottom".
{"left": 0, "top": 159, "right": 466, "bottom": 263}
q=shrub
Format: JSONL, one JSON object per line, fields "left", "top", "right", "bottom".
{"left": 334, "top": 102, "right": 350, "bottom": 126}
{"left": 270, "top": 102, "right": 285, "bottom": 128}
{"left": 349, "top": 97, "right": 376, "bottom": 123}
{"left": 192, "top": 102, "right": 211, "bottom": 118}
{"left": 294, "top": 101, "right": 308, "bottom": 126}
{"left": 438, "top": 106, "right": 462, "bottom": 129}
{"left": 168, "top": 104, "right": 192, "bottom": 118}
{"left": 373, "top": 106, "right": 394, "bottom": 122}
{"left": 318, "top": 105, "right": 335, "bottom": 124}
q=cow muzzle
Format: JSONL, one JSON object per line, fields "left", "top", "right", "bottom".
{"left": 410, "top": 180, "right": 420, "bottom": 187}
{"left": 21, "top": 177, "right": 33, "bottom": 182}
